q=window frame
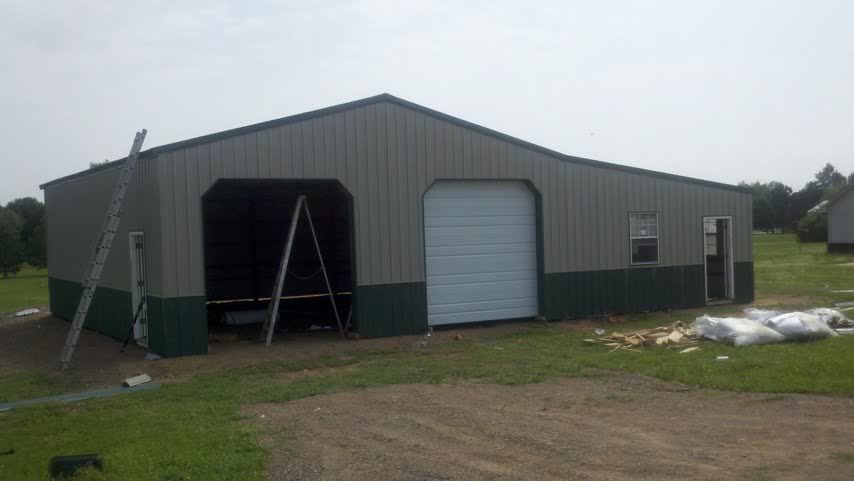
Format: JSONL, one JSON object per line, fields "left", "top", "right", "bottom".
{"left": 628, "top": 211, "right": 660, "bottom": 266}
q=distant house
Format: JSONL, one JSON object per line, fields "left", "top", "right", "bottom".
{"left": 827, "top": 185, "right": 854, "bottom": 253}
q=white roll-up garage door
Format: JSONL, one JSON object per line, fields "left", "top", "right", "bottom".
{"left": 424, "top": 180, "right": 539, "bottom": 326}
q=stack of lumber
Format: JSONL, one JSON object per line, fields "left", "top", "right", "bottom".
{"left": 583, "top": 321, "right": 701, "bottom": 353}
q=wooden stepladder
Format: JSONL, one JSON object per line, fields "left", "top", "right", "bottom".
{"left": 59, "top": 130, "right": 147, "bottom": 370}
{"left": 260, "top": 195, "right": 345, "bottom": 346}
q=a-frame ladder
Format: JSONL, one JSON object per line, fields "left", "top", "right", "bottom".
{"left": 59, "top": 130, "right": 147, "bottom": 370}
{"left": 260, "top": 195, "right": 345, "bottom": 346}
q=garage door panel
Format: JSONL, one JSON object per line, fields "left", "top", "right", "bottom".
{"left": 425, "top": 215, "right": 534, "bottom": 228}
{"left": 424, "top": 198, "right": 533, "bottom": 217}
{"left": 429, "top": 297, "right": 537, "bottom": 316}
{"left": 426, "top": 242, "right": 535, "bottom": 257}
{"left": 425, "top": 269, "right": 536, "bottom": 285}
{"left": 427, "top": 253, "right": 536, "bottom": 275}
{"left": 427, "top": 279, "right": 537, "bottom": 304}
{"left": 424, "top": 181, "right": 539, "bottom": 326}
{"left": 425, "top": 225, "right": 536, "bottom": 246}
{"left": 429, "top": 306, "right": 539, "bottom": 325}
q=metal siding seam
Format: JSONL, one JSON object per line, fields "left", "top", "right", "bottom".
{"left": 344, "top": 112, "right": 356, "bottom": 190}
{"left": 220, "top": 138, "right": 233, "bottom": 178}
{"left": 303, "top": 120, "right": 316, "bottom": 178}
{"left": 558, "top": 161, "right": 567, "bottom": 273}
{"left": 317, "top": 117, "right": 328, "bottom": 177}
{"left": 455, "top": 126, "right": 465, "bottom": 178}
{"left": 291, "top": 123, "right": 302, "bottom": 178}
{"left": 376, "top": 104, "right": 391, "bottom": 283}
{"left": 436, "top": 121, "right": 446, "bottom": 178}
{"left": 583, "top": 167, "right": 593, "bottom": 271}
{"left": 594, "top": 168, "right": 605, "bottom": 269}
{"left": 425, "top": 116, "right": 436, "bottom": 183}
{"left": 470, "top": 131, "right": 481, "bottom": 178}
{"left": 463, "top": 129, "right": 473, "bottom": 178}
{"left": 171, "top": 152, "right": 185, "bottom": 297}
{"left": 333, "top": 114, "right": 346, "bottom": 183}
{"left": 244, "top": 133, "right": 257, "bottom": 178}
{"left": 552, "top": 158, "right": 563, "bottom": 271}
{"left": 269, "top": 128, "right": 281, "bottom": 178}
{"left": 354, "top": 108, "right": 370, "bottom": 284}
{"left": 415, "top": 112, "right": 428, "bottom": 281}
{"left": 396, "top": 107, "right": 410, "bottom": 284}
{"left": 323, "top": 116, "right": 334, "bottom": 178}
{"left": 386, "top": 107, "right": 401, "bottom": 283}
{"left": 675, "top": 183, "right": 691, "bottom": 264}
{"left": 366, "top": 105, "right": 381, "bottom": 283}
{"left": 267, "top": 127, "right": 277, "bottom": 178}
{"left": 407, "top": 109, "right": 420, "bottom": 282}
{"left": 281, "top": 125, "right": 293, "bottom": 178}
{"left": 190, "top": 148, "right": 205, "bottom": 295}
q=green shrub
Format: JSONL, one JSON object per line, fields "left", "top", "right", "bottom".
{"left": 796, "top": 212, "right": 827, "bottom": 242}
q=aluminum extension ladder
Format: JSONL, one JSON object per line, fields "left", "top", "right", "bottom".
{"left": 59, "top": 130, "right": 147, "bottom": 370}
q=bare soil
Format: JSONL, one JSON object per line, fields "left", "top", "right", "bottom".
{"left": 246, "top": 374, "right": 854, "bottom": 481}
{"left": 0, "top": 314, "right": 537, "bottom": 389}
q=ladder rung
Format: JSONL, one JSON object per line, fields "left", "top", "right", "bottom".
{"left": 60, "top": 129, "right": 147, "bottom": 370}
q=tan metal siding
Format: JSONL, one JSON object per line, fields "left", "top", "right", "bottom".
{"left": 44, "top": 158, "right": 162, "bottom": 296}
{"left": 153, "top": 101, "right": 752, "bottom": 297}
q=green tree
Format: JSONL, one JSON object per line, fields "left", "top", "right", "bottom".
{"left": 29, "top": 223, "right": 47, "bottom": 269}
{"left": 796, "top": 211, "right": 827, "bottom": 243}
{"left": 787, "top": 181, "right": 823, "bottom": 230}
{"left": 766, "top": 181, "right": 792, "bottom": 232}
{"left": 5, "top": 197, "right": 46, "bottom": 267}
{"left": 0, "top": 208, "right": 25, "bottom": 278}
{"left": 753, "top": 194, "right": 773, "bottom": 232}
{"left": 814, "top": 163, "right": 846, "bottom": 191}
{"left": 739, "top": 181, "right": 779, "bottom": 232}
{"left": 848, "top": 170, "right": 854, "bottom": 184}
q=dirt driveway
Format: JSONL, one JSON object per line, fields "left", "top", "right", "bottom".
{"left": 247, "top": 374, "right": 854, "bottom": 481}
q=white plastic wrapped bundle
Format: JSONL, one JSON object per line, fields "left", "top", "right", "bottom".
{"left": 763, "top": 312, "right": 837, "bottom": 341}
{"left": 743, "top": 308, "right": 781, "bottom": 323}
{"left": 692, "top": 315, "right": 786, "bottom": 346}
{"left": 805, "top": 308, "right": 852, "bottom": 328}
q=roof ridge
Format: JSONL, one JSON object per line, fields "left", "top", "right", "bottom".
{"left": 41, "top": 93, "right": 749, "bottom": 193}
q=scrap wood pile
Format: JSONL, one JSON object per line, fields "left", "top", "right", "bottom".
{"left": 584, "top": 321, "right": 701, "bottom": 353}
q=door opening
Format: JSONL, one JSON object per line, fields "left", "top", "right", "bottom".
{"left": 129, "top": 232, "right": 149, "bottom": 347}
{"left": 703, "top": 217, "right": 734, "bottom": 304}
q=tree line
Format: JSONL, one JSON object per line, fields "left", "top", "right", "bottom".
{"left": 739, "top": 163, "right": 853, "bottom": 239}
{"left": 0, "top": 197, "right": 46, "bottom": 278}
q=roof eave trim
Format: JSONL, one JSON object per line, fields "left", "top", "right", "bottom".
{"left": 41, "top": 93, "right": 750, "bottom": 193}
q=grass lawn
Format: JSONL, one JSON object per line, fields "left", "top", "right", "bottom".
{"left": 0, "top": 265, "right": 48, "bottom": 314}
{"left": 1, "top": 234, "right": 854, "bottom": 480}
{"left": 754, "top": 234, "right": 854, "bottom": 305}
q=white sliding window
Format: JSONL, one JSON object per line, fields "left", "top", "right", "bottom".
{"left": 629, "top": 212, "right": 659, "bottom": 265}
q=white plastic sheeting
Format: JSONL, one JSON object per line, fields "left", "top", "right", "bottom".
{"left": 762, "top": 312, "right": 837, "bottom": 341}
{"left": 693, "top": 307, "right": 849, "bottom": 346}
{"left": 743, "top": 308, "right": 780, "bottom": 323}
{"left": 806, "top": 308, "right": 852, "bottom": 328}
{"left": 692, "top": 316, "right": 786, "bottom": 346}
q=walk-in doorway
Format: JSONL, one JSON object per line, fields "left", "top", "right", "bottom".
{"left": 703, "top": 216, "right": 734, "bottom": 303}
{"left": 129, "top": 231, "right": 149, "bottom": 347}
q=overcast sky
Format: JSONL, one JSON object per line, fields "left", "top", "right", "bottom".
{"left": 2, "top": 0, "right": 853, "bottom": 204}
